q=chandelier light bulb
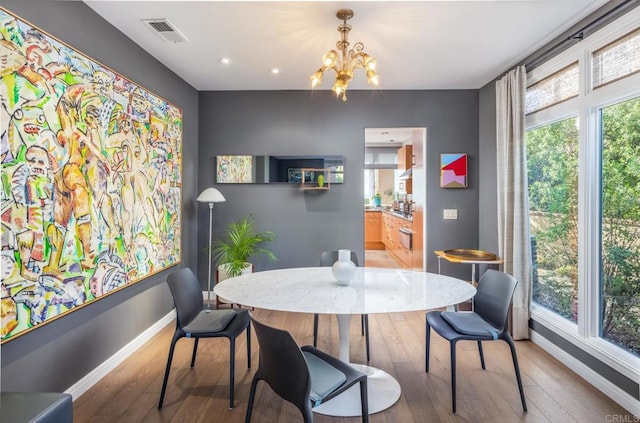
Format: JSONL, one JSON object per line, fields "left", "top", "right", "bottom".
{"left": 323, "top": 50, "right": 338, "bottom": 67}
{"left": 311, "top": 70, "right": 323, "bottom": 88}
{"left": 310, "top": 9, "right": 379, "bottom": 102}
{"left": 366, "top": 58, "right": 376, "bottom": 71}
{"left": 367, "top": 70, "right": 379, "bottom": 86}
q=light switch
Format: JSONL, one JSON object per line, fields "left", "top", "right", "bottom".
{"left": 443, "top": 209, "right": 458, "bottom": 220}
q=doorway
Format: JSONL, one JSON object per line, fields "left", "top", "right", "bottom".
{"left": 364, "top": 128, "right": 426, "bottom": 270}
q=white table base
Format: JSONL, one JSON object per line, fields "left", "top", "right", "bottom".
{"left": 313, "top": 314, "right": 401, "bottom": 416}
{"left": 313, "top": 363, "right": 401, "bottom": 416}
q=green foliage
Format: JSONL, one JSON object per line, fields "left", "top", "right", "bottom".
{"left": 527, "top": 117, "right": 579, "bottom": 321}
{"left": 599, "top": 97, "right": 640, "bottom": 354}
{"left": 210, "top": 214, "right": 277, "bottom": 278}
{"left": 527, "top": 97, "right": 640, "bottom": 355}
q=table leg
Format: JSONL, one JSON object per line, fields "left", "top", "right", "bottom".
{"left": 471, "top": 263, "right": 477, "bottom": 311}
{"left": 314, "top": 314, "right": 401, "bottom": 417}
{"left": 336, "top": 314, "right": 351, "bottom": 362}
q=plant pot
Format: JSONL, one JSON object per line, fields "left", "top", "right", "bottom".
{"left": 216, "top": 262, "right": 253, "bottom": 308}
{"left": 217, "top": 262, "right": 253, "bottom": 283}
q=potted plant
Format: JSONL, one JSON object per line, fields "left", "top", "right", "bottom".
{"left": 372, "top": 192, "right": 382, "bottom": 207}
{"left": 211, "top": 214, "right": 278, "bottom": 281}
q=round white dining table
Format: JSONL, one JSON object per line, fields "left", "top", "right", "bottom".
{"left": 214, "top": 266, "right": 476, "bottom": 417}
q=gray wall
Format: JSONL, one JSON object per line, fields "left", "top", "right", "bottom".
{"left": 198, "top": 90, "right": 479, "bottom": 281}
{"left": 0, "top": 0, "right": 199, "bottom": 392}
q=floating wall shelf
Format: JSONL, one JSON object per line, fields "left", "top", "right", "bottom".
{"left": 300, "top": 168, "right": 330, "bottom": 190}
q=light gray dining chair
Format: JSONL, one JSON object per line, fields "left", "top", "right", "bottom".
{"left": 316, "top": 250, "right": 370, "bottom": 362}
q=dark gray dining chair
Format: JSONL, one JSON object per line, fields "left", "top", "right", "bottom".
{"left": 316, "top": 250, "right": 370, "bottom": 362}
{"left": 245, "top": 315, "right": 368, "bottom": 423}
{"left": 158, "top": 267, "right": 251, "bottom": 410}
{"left": 425, "top": 269, "right": 527, "bottom": 414}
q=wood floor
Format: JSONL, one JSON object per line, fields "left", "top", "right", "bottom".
{"left": 363, "top": 250, "right": 402, "bottom": 268}
{"left": 73, "top": 251, "right": 633, "bottom": 422}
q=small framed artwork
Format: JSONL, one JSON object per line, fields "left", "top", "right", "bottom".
{"left": 287, "top": 168, "right": 314, "bottom": 183}
{"left": 216, "top": 155, "right": 253, "bottom": 183}
{"left": 440, "top": 153, "right": 468, "bottom": 188}
{"left": 287, "top": 168, "right": 302, "bottom": 183}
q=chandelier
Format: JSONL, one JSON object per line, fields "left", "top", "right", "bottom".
{"left": 310, "top": 9, "right": 379, "bottom": 102}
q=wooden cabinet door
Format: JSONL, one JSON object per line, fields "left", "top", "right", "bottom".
{"left": 364, "top": 212, "right": 382, "bottom": 243}
{"left": 397, "top": 145, "right": 413, "bottom": 170}
{"left": 390, "top": 216, "right": 400, "bottom": 257}
{"left": 398, "top": 146, "right": 406, "bottom": 170}
{"left": 382, "top": 213, "right": 392, "bottom": 248}
{"left": 381, "top": 212, "right": 415, "bottom": 269}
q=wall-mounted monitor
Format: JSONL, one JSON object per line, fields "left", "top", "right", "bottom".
{"left": 215, "top": 155, "right": 344, "bottom": 184}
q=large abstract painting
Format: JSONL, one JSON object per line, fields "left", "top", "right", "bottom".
{"left": 0, "top": 8, "right": 182, "bottom": 342}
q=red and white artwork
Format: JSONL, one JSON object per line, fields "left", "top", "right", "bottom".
{"left": 440, "top": 153, "right": 467, "bottom": 188}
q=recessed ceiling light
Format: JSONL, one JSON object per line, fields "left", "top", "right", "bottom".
{"left": 271, "top": 68, "right": 280, "bottom": 75}
{"left": 219, "top": 57, "right": 231, "bottom": 65}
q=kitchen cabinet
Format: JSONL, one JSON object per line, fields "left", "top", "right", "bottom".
{"left": 364, "top": 211, "right": 383, "bottom": 250}
{"left": 397, "top": 145, "right": 413, "bottom": 170}
{"left": 381, "top": 211, "right": 413, "bottom": 269}
{"left": 398, "top": 145, "right": 413, "bottom": 194}
{"left": 382, "top": 212, "right": 395, "bottom": 250}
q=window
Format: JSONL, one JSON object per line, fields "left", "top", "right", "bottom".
{"left": 593, "top": 27, "right": 640, "bottom": 88}
{"left": 599, "top": 96, "right": 640, "bottom": 355}
{"left": 527, "top": 117, "right": 579, "bottom": 323}
{"left": 364, "top": 147, "right": 398, "bottom": 169}
{"left": 364, "top": 147, "right": 398, "bottom": 205}
{"left": 364, "top": 169, "right": 396, "bottom": 204}
{"left": 525, "top": 62, "right": 579, "bottom": 114}
{"left": 525, "top": 7, "right": 640, "bottom": 371}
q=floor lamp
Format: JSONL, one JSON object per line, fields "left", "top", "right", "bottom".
{"left": 196, "top": 187, "right": 226, "bottom": 308}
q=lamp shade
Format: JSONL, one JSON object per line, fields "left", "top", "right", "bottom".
{"left": 196, "top": 187, "right": 226, "bottom": 203}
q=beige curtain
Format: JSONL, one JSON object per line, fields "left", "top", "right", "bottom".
{"left": 496, "top": 66, "right": 531, "bottom": 340}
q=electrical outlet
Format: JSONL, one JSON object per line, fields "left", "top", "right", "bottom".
{"left": 443, "top": 209, "right": 458, "bottom": 220}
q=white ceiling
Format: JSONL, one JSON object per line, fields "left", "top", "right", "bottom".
{"left": 84, "top": 0, "right": 607, "bottom": 92}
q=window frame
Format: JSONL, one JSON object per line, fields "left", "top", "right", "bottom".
{"left": 592, "top": 26, "right": 640, "bottom": 89}
{"left": 525, "top": 6, "right": 640, "bottom": 383}
{"left": 526, "top": 61, "right": 580, "bottom": 115}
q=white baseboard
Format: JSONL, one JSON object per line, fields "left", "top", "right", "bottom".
{"left": 65, "top": 310, "right": 176, "bottom": 400}
{"left": 531, "top": 331, "right": 640, "bottom": 417}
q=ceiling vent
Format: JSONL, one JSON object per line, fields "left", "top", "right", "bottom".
{"left": 142, "top": 19, "right": 188, "bottom": 43}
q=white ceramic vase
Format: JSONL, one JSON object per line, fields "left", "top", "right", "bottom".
{"left": 332, "top": 249, "right": 356, "bottom": 286}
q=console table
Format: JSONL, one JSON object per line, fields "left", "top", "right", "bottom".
{"left": 435, "top": 249, "right": 503, "bottom": 285}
